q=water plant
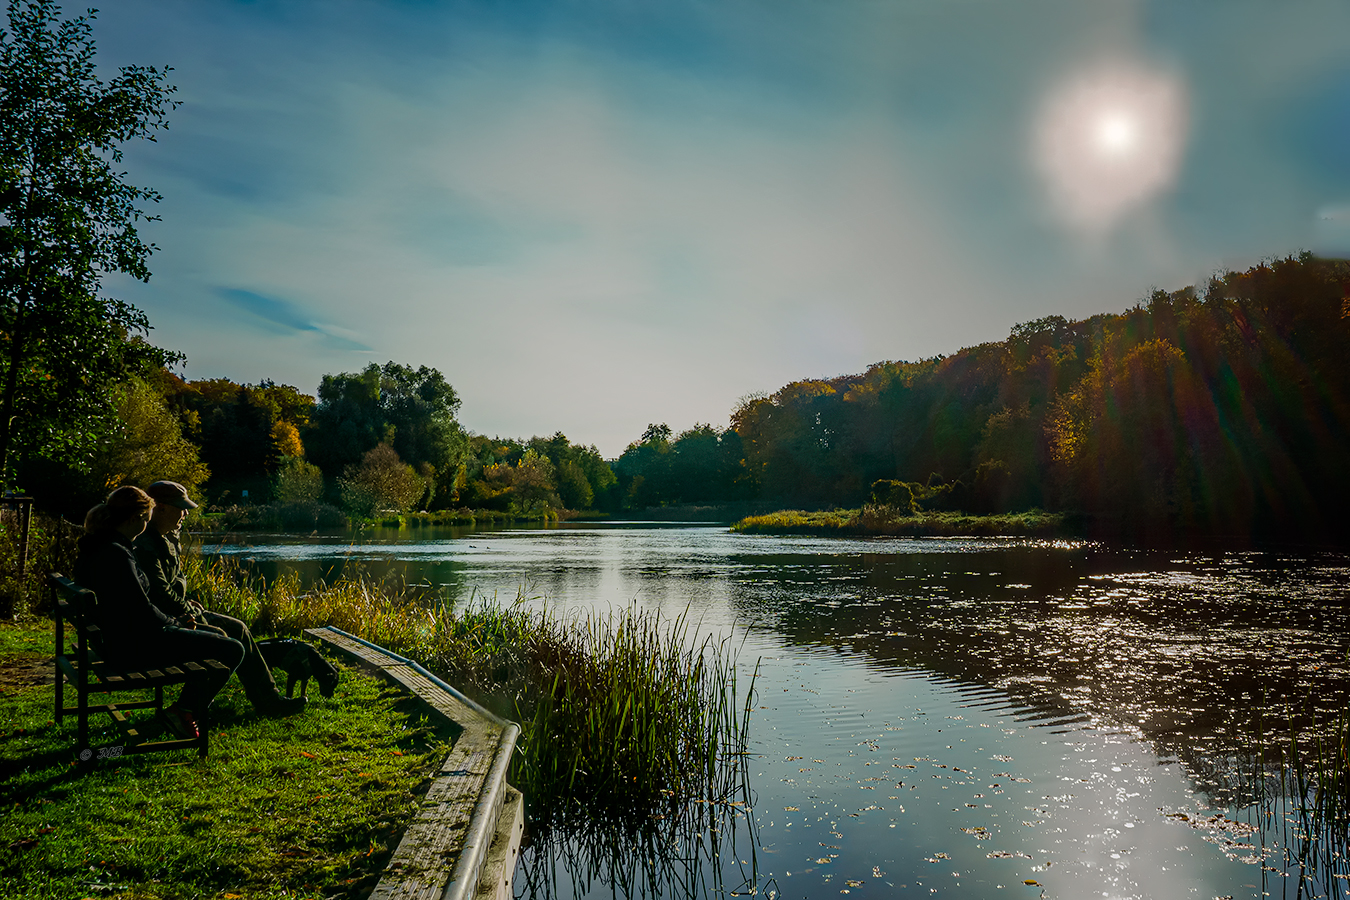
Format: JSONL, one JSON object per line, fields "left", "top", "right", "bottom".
{"left": 732, "top": 505, "right": 1067, "bottom": 537}
{"left": 182, "top": 552, "right": 758, "bottom": 828}
{"left": 1230, "top": 688, "right": 1350, "bottom": 895}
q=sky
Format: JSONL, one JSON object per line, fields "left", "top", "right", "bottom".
{"left": 85, "top": 0, "right": 1350, "bottom": 457}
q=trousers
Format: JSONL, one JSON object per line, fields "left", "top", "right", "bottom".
{"left": 121, "top": 625, "right": 246, "bottom": 714}
{"left": 200, "top": 611, "right": 283, "bottom": 709}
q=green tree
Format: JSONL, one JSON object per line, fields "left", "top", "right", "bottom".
{"left": 338, "top": 442, "right": 424, "bottom": 517}
{"left": 0, "top": 0, "right": 179, "bottom": 485}
{"left": 89, "top": 376, "right": 208, "bottom": 495}
{"left": 274, "top": 456, "right": 323, "bottom": 504}
{"left": 521, "top": 431, "right": 616, "bottom": 511}
{"left": 509, "top": 448, "right": 561, "bottom": 515}
{"left": 614, "top": 423, "right": 674, "bottom": 508}
{"left": 161, "top": 377, "right": 315, "bottom": 503}
{"left": 306, "top": 362, "right": 467, "bottom": 505}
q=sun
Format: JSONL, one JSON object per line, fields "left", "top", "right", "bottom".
{"left": 1033, "top": 62, "right": 1189, "bottom": 231}
{"left": 1095, "top": 111, "right": 1137, "bottom": 157}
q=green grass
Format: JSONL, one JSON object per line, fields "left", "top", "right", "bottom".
{"left": 0, "top": 620, "right": 454, "bottom": 900}
{"left": 195, "top": 504, "right": 564, "bottom": 534}
{"left": 732, "top": 505, "right": 1068, "bottom": 537}
{"left": 182, "top": 555, "right": 756, "bottom": 827}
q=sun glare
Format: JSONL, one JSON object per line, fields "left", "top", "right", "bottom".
{"left": 1034, "top": 62, "right": 1188, "bottom": 231}
{"left": 1095, "top": 112, "right": 1137, "bottom": 156}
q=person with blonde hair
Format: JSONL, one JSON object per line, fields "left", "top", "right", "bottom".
{"left": 73, "top": 485, "right": 245, "bottom": 740}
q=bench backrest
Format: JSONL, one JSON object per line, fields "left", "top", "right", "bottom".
{"left": 49, "top": 573, "right": 100, "bottom": 659}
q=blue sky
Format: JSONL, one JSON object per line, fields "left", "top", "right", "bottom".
{"left": 90, "top": 0, "right": 1350, "bottom": 456}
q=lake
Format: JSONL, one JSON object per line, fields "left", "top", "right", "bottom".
{"left": 202, "top": 523, "right": 1350, "bottom": 900}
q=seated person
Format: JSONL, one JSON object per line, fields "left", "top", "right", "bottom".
{"left": 134, "top": 480, "right": 305, "bottom": 718}
{"left": 73, "top": 486, "right": 246, "bottom": 740}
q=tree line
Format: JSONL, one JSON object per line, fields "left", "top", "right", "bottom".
{"left": 613, "top": 252, "right": 1350, "bottom": 539}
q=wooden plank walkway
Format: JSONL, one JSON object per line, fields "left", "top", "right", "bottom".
{"left": 305, "top": 627, "right": 522, "bottom": 900}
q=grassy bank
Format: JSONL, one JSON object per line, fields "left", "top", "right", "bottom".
{"left": 732, "top": 505, "right": 1069, "bottom": 537}
{"left": 183, "top": 555, "right": 755, "bottom": 825}
{"left": 197, "top": 503, "right": 569, "bottom": 534}
{"left": 0, "top": 619, "right": 453, "bottom": 900}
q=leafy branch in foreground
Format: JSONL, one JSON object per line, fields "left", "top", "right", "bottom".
{"left": 0, "top": 0, "right": 181, "bottom": 486}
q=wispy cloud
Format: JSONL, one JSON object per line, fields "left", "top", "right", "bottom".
{"left": 216, "top": 288, "right": 372, "bottom": 353}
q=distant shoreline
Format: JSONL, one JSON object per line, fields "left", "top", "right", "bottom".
{"left": 731, "top": 507, "right": 1071, "bottom": 538}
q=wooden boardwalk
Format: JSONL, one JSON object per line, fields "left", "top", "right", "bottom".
{"left": 304, "top": 627, "right": 523, "bottom": 900}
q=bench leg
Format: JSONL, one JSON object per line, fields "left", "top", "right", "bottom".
{"left": 77, "top": 681, "right": 89, "bottom": 752}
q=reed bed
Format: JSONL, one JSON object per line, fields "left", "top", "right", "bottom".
{"left": 182, "top": 553, "right": 757, "bottom": 825}
{"left": 1235, "top": 693, "right": 1350, "bottom": 892}
{"left": 732, "top": 505, "right": 1066, "bottom": 537}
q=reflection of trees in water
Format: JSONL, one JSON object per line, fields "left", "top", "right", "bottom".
{"left": 741, "top": 546, "right": 1350, "bottom": 765}
{"left": 518, "top": 773, "right": 764, "bottom": 900}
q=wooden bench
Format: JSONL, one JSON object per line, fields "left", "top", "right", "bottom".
{"left": 50, "top": 573, "right": 229, "bottom": 759}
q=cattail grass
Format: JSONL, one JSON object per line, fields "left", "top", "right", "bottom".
{"left": 183, "top": 552, "right": 757, "bottom": 825}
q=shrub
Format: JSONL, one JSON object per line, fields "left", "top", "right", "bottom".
{"left": 274, "top": 456, "right": 323, "bottom": 503}
{"left": 338, "top": 443, "right": 424, "bottom": 516}
{"left": 869, "top": 479, "right": 916, "bottom": 513}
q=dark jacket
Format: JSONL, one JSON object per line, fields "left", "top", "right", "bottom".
{"left": 133, "top": 528, "right": 193, "bottom": 620}
{"left": 73, "top": 531, "right": 181, "bottom": 661}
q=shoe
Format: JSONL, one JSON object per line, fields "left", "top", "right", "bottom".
{"left": 260, "top": 694, "right": 306, "bottom": 718}
{"left": 162, "top": 703, "right": 201, "bottom": 739}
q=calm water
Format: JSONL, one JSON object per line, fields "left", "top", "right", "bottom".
{"left": 202, "top": 523, "right": 1350, "bottom": 900}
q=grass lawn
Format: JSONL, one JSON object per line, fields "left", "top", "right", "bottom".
{"left": 0, "top": 619, "right": 454, "bottom": 900}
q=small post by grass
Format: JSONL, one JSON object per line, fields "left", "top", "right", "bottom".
{"left": 0, "top": 619, "right": 454, "bottom": 900}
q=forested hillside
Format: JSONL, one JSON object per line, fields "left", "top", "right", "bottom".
{"left": 616, "top": 254, "right": 1350, "bottom": 538}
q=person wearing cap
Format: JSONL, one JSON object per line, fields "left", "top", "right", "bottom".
{"left": 74, "top": 486, "right": 246, "bottom": 740}
{"left": 134, "top": 480, "right": 305, "bottom": 718}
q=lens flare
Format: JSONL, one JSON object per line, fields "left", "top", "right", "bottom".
{"left": 1034, "top": 62, "right": 1188, "bottom": 231}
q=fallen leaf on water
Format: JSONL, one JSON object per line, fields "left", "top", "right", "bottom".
{"left": 1024, "top": 880, "right": 1040, "bottom": 886}
{"left": 784, "top": 806, "right": 799, "bottom": 811}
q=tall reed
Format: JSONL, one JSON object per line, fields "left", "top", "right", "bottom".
{"left": 1236, "top": 689, "right": 1350, "bottom": 894}
{"left": 182, "top": 552, "right": 758, "bottom": 825}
